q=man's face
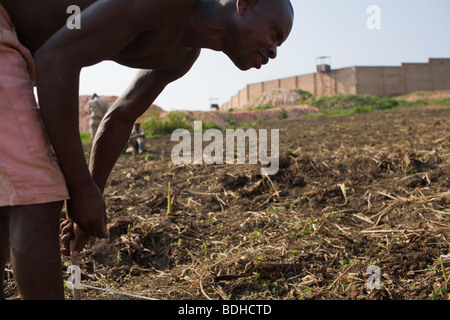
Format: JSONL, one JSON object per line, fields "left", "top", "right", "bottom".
{"left": 225, "top": 0, "right": 294, "bottom": 71}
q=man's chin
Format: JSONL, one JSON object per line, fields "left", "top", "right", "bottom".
{"left": 238, "top": 65, "right": 252, "bottom": 71}
{"left": 234, "top": 61, "right": 257, "bottom": 71}
{"left": 227, "top": 54, "right": 259, "bottom": 71}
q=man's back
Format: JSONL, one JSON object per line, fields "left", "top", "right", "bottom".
{"left": 1, "top": 0, "right": 92, "bottom": 53}
{"left": 1, "top": 0, "right": 197, "bottom": 61}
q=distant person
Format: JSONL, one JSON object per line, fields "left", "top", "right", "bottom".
{"left": 88, "top": 94, "right": 110, "bottom": 140}
{"left": 127, "top": 123, "right": 146, "bottom": 155}
{"left": 0, "top": 0, "right": 293, "bottom": 299}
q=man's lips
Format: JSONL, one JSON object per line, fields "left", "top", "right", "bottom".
{"left": 260, "top": 53, "right": 269, "bottom": 65}
{"left": 256, "top": 53, "right": 269, "bottom": 68}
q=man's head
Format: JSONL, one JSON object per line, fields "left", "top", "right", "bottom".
{"left": 223, "top": 0, "right": 294, "bottom": 70}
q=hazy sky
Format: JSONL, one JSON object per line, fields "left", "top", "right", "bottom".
{"left": 78, "top": 0, "right": 450, "bottom": 111}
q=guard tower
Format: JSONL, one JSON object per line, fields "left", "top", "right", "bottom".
{"left": 316, "top": 56, "right": 331, "bottom": 73}
{"left": 209, "top": 98, "right": 219, "bottom": 111}
{"left": 316, "top": 56, "right": 332, "bottom": 96}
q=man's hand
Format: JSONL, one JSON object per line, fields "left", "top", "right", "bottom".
{"left": 65, "top": 180, "right": 109, "bottom": 242}
{"left": 61, "top": 180, "right": 109, "bottom": 257}
{"left": 60, "top": 220, "right": 91, "bottom": 258}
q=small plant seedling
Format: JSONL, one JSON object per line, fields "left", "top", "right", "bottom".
{"left": 167, "top": 182, "right": 172, "bottom": 215}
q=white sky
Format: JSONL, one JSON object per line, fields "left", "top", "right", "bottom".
{"left": 78, "top": 0, "right": 450, "bottom": 111}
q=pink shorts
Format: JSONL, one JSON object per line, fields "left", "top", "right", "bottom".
{"left": 0, "top": 5, "right": 69, "bottom": 206}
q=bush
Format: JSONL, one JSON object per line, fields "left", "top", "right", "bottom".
{"left": 226, "top": 111, "right": 236, "bottom": 127}
{"left": 435, "top": 97, "right": 450, "bottom": 106}
{"left": 246, "top": 104, "right": 276, "bottom": 111}
{"left": 80, "top": 132, "right": 92, "bottom": 145}
{"left": 278, "top": 107, "right": 288, "bottom": 119}
{"left": 295, "top": 89, "right": 314, "bottom": 104}
{"left": 201, "top": 118, "right": 222, "bottom": 131}
{"left": 310, "top": 94, "right": 399, "bottom": 113}
{"left": 141, "top": 110, "right": 191, "bottom": 137}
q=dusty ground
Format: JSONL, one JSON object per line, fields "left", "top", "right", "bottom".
{"left": 4, "top": 104, "right": 450, "bottom": 300}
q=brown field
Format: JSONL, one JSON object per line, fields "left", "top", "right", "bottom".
{"left": 5, "top": 104, "right": 450, "bottom": 300}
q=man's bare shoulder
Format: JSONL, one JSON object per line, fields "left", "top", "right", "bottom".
{"left": 2, "top": 0, "right": 197, "bottom": 31}
{"left": 130, "top": 0, "right": 197, "bottom": 26}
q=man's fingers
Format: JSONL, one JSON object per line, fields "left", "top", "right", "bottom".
{"left": 88, "top": 213, "right": 109, "bottom": 239}
{"left": 71, "top": 216, "right": 108, "bottom": 239}
{"left": 60, "top": 221, "right": 73, "bottom": 252}
{"left": 95, "top": 223, "right": 110, "bottom": 239}
{"left": 60, "top": 219, "right": 71, "bottom": 228}
{"left": 60, "top": 229, "right": 72, "bottom": 257}
{"left": 61, "top": 231, "right": 72, "bottom": 244}
{"left": 70, "top": 233, "right": 90, "bottom": 258}
{"left": 61, "top": 221, "right": 73, "bottom": 235}
{"left": 61, "top": 231, "right": 72, "bottom": 255}
{"left": 61, "top": 248, "right": 71, "bottom": 256}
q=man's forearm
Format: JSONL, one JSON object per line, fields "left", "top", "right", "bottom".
{"left": 89, "top": 106, "right": 136, "bottom": 193}
{"left": 89, "top": 69, "right": 171, "bottom": 192}
{"left": 35, "top": 51, "right": 108, "bottom": 238}
{"left": 35, "top": 54, "right": 92, "bottom": 189}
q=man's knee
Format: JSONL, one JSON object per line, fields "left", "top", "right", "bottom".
{"left": 8, "top": 202, "right": 64, "bottom": 299}
{"left": 9, "top": 201, "right": 63, "bottom": 255}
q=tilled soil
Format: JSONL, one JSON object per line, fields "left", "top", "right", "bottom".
{"left": 5, "top": 105, "right": 450, "bottom": 300}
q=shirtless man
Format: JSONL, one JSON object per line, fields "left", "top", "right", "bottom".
{"left": 0, "top": 0, "right": 293, "bottom": 299}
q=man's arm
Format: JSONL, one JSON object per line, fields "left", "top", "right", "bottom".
{"left": 34, "top": 0, "right": 147, "bottom": 238}
{"left": 60, "top": 52, "right": 199, "bottom": 257}
{"left": 90, "top": 50, "right": 200, "bottom": 192}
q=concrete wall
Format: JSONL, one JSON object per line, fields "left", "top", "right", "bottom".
{"left": 248, "top": 82, "right": 264, "bottom": 102}
{"left": 279, "top": 75, "right": 298, "bottom": 90}
{"left": 238, "top": 87, "right": 248, "bottom": 108}
{"left": 430, "top": 58, "right": 450, "bottom": 91}
{"left": 221, "top": 58, "right": 450, "bottom": 110}
{"left": 334, "top": 66, "right": 357, "bottom": 95}
{"left": 356, "top": 67, "right": 383, "bottom": 96}
{"left": 402, "top": 63, "right": 432, "bottom": 94}
{"left": 381, "top": 67, "right": 404, "bottom": 97}
{"left": 297, "top": 73, "right": 316, "bottom": 96}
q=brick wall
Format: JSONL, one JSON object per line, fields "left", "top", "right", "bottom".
{"left": 403, "top": 63, "right": 432, "bottom": 94}
{"left": 221, "top": 58, "right": 450, "bottom": 110}
{"left": 430, "top": 58, "right": 450, "bottom": 91}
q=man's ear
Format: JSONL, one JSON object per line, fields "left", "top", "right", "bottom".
{"left": 236, "top": 0, "right": 258, "bottom": 16}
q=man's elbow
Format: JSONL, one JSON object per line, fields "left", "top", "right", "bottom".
{"left": 34, "top": 48, "right": 57, "bottom": 75}
{"left": 34, "top": 48, "right": 80, "bottom": 85}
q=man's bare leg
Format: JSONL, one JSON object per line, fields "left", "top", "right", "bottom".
{"left": 0, "top": 209, "right": 10, "bottom": 300}
{"left": 9, "top": 201, "right": 64, "bottom": 300}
